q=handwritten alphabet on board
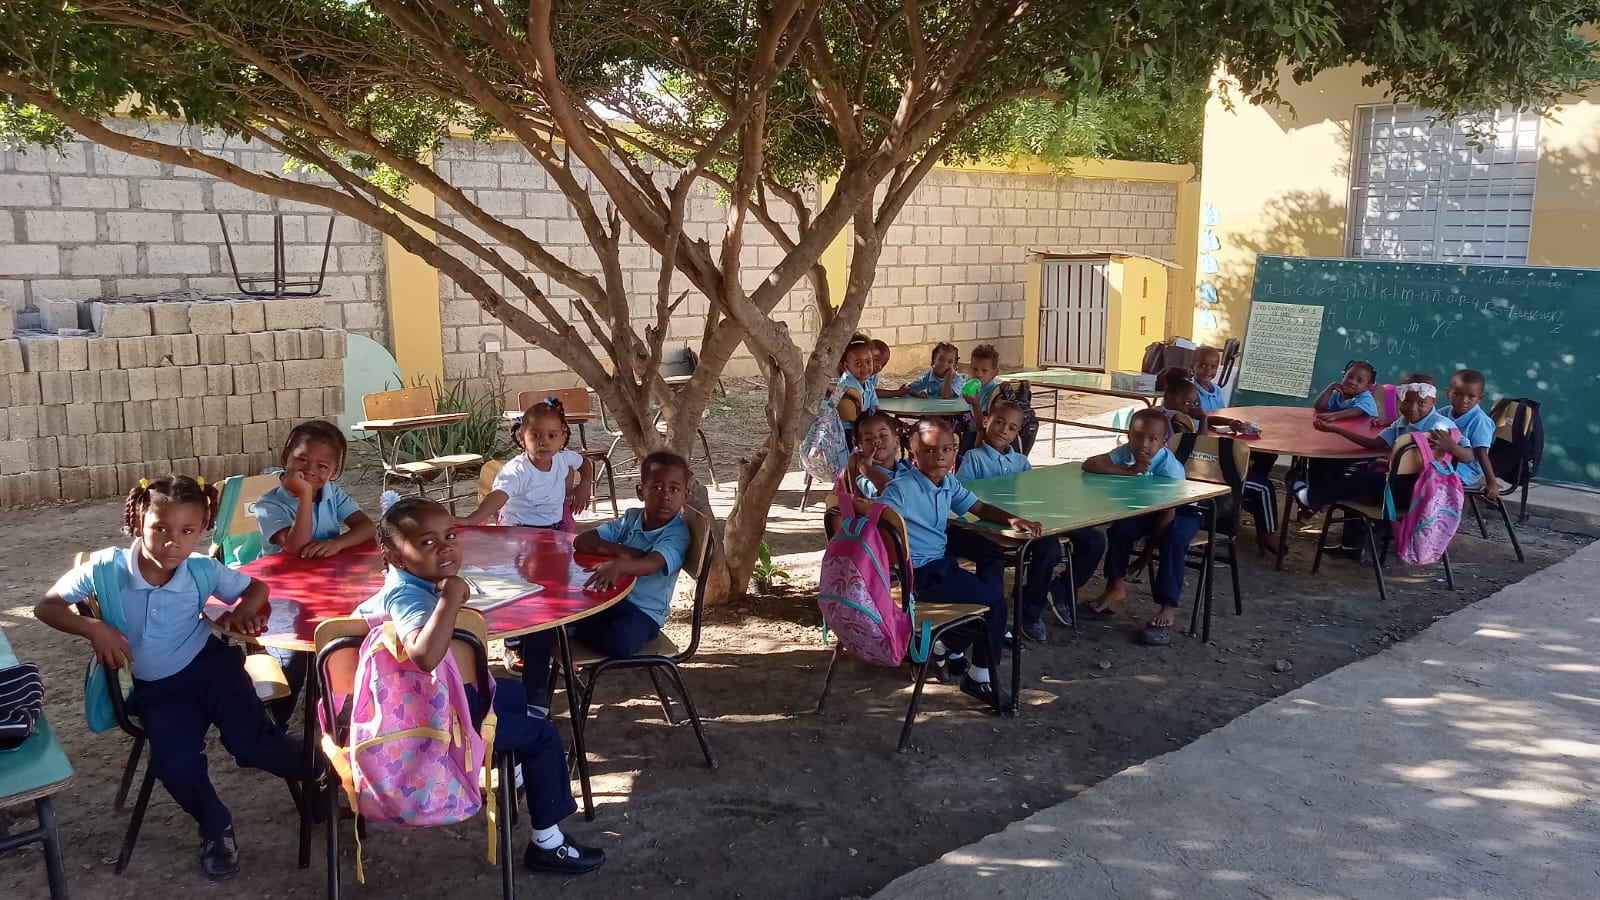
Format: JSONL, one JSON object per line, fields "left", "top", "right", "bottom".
{"left": 1238, "top": 302, "right": 1325, "bottom": 398}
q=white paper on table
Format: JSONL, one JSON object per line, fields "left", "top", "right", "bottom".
{"left": 458, "top": 565, "right": 544, "bottom": 612}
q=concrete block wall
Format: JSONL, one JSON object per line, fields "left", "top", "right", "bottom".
{"left": 0, "top": 296, "right": 346, "bottom": 507}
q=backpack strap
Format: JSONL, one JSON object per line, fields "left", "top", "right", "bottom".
{"left": 186, "top": 555, "right": 218, "bottom": 603}
{"left": 88, "top": 547, "right": 128, "bottom": 634}
{"left": 1172, "top": 432, "right": 1198, "bottom": 464}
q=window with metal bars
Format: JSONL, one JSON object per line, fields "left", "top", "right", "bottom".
{"left": 1346, "top": 104, "right": 1540, "bottom": 264}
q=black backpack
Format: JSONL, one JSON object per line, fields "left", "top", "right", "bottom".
{"left": 1487, "top": 398, "right": 1544, "bottom": 488}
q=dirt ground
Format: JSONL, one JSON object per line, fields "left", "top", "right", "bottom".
{"left": 1, "top": 379, "right": 1588, "bottom": 900}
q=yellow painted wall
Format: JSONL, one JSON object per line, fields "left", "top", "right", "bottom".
{"left": 1104, "top": 257, "right": 1168, "bottom": 372}
{"left": 382, "top": 178, "right": 446, "bottom": 385}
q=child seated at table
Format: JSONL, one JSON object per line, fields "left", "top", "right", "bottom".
{"left": 1298, "top": 373, "right": 1473, "bottom": 557}
{"left": 521, "top": 451, "right": 694, "bottom": 711}
{"left": 353, "top": 498, "right": 605, "bottom": 875}
{"left": 879, "top": 417, "right": 1041, "bottom": 707}
{"left": 834, "top": 335, "right": 879, "bottom": 435}
{"left": 457, "top": 397, "right": 594, "bottom": 529}
{"left": 870, "top": 338, "right": 909, "bottom": 399}
{"left": 37, "top": 476, "right": 300, "bottom": 880}
{"left": 1439, "top": 368, "right": 1501, "bottom": 501}
{"left": 1167, "top": 362, "right": 1282, "bottom": 553}
{"left": 1314, "top": 360, "right": 1380, "bottom": 422}
{"left": 962, "top": 344, "right": 1038, "bottom": 454}
{"left": 905, "top": 342, "right": 964, "bottom": 399}
{"left": 1156, "top": 367, "right": 1204, "bottom": 436}
{"left": 1081, "top": 408, "right": 1205, "bottom": 647}
{"left": 846, "top": 412, "right": 903, "bottom": 499}
{"left": 951, "top": 402, "right": 1106, "bottom": 642}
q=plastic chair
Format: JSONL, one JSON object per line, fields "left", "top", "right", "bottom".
{"left": 313, "top": 610, "right": 516, "bottom": 900}
{"left": 211, "top": 472, "right": 282, "bottom": 566}
{"left": 816, "top": 495, "right": 994, "bottom": 751}
{"left": 361, "top": 386, "right": 483, "bottom": 513}
{"left": 1168, "top": 433, "right": 1248, "bottom": 643}
{"left": 515, "top": 389, "right": 619, "bottom": 516}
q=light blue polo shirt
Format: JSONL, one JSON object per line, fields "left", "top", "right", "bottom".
{"left": 49, "top": 543, "right": 251, "bottom": 681}
{"left": 353, "top": 565, "right": 441, "bottom": 640}
{"left": 1330, "top": 389, "right": 1379, "bottom": 416}
{"left": 1196, "top": 381, "right": 1226, "bottom": 412}
{"left": 1108, "top": 444, "right": 1187, "bottom": 480}
{"left": 906, "top": 368, "right": 964, "bottom": 397}
{"left": 975, "top": 379, "right": 1001, "bottom": 412}
{"left": 855, "top": 462, "right": 899, "bottom": 500}
{"left": 878, "top": 467, "right": 978, "bottom": 568}
{"left": 957, "top": 443, "right": 1032, "bottom": 482}
{"left": 1441, "top": 404, "right": 1495, "bottom": 484}
{"left": 595, "top": 509, "right": 690, "bottom": 626}
{"left": 838, "top": 372, "right": 878, "bottom": 412}
{"left": 1378, "top": 409, "right": 1454, "bottom": 448}
{"left": 253, "top": 478, "right": 362, "bottom": 554}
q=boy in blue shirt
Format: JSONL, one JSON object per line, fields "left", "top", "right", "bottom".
{"left": 1440, "top": 369, "right": 1500, "bottom": 499}
{"left": 952, "top": 402, "right": 1106, "bottom": 642}
{"left": 879, "top": 417, "right": 1040, "bottom": 708}
{"left": 847, "top": 412, "right": 902, "bottom": 499}
{"left": 961, "top": 344, "right": 1037, "bottom": 454}
{"left": 1081, "top": 408, "right": 1203, "bottom": 647}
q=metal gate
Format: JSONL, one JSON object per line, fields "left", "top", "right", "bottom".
{"left": 1037, "top": 256, "right": 1109, "bottom": 369}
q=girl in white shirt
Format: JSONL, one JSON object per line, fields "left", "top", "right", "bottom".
{"left": 459, "top": 398, "right": 595, "bottom": 529}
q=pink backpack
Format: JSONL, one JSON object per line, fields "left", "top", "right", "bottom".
{"left": 1384, "top": 429, "right": 1464, "bottom": 566}
{"left": 818, "top": 481, "right": 930, "bottom": 666}
{"left": 321, "top": 618, "right": 499, "bottom": 881}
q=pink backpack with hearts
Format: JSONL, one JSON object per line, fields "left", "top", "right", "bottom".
{"left": 1384, "top": 429, "right": 1464, "bottom": 566}
{"left": 818, "top": 481, "right": 930, "bottom": 666}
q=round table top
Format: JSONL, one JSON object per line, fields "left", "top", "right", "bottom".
{"left": 1215, "top": 406, "right": 1387, "bottom": 460}
{"left": 877, "top": 396, "right": 971, "bottom": 417}
{"left": 224, "top": 526, "right": 632, "bottom": 652}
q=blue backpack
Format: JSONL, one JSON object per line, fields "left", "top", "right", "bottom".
{"left": 82, "top": 547, "right": 217, "bottom": 732}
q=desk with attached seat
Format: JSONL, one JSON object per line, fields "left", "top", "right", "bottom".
{"left": 0, "top": 626, "right": 73, "bottom": 900}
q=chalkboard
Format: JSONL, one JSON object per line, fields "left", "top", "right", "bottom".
{"left": 1232, "top": 255, "right": 1596, "bottom": 486}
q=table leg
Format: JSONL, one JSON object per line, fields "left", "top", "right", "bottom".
{"left": 556, "top": 628, "right": 596, "bottom": 821}
{"left": 1007, "top": 539, "right": 1032, "bottom": 717}
{"left": 298, "top": 656, "right": 318, "bottom": 870}
{"left": 1201, "top": 502, "right": 1218, "bottom": 644}
{"left": 37, "top": 798, "right": 67, "bottom": 900}
{"left": 1275, "top": 457, "right": 1302, "bottom": 572}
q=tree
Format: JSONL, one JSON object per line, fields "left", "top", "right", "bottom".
{"left": 3, "top": 1, "right": 1597, "bottom": 599}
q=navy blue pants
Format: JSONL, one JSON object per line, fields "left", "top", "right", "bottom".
{"left": 913, "top": 555, "right": 1006, "bottom": 668}
{"left": 1104, "top": 508, "right": 1205, "bottom": 608}
{"left": 1307, "top": 470, "right": 1416, "bottom": 548}
{"left": 949, "top": 529, "right": 1106, "bottom": 626}
{"left": 465, "top": 678, "right": 577, "bottom": 830}
{"left": 520, "top": 601, "right": 661, "bottom": 709}
{"left": 264, "top": 646, "right": 307, "bottom": 726}
{"left": 127, "top": 637, "right": 302, "bottom": 841}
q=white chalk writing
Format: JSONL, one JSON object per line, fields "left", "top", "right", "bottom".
{"left": 1238, "top": 302, "right": 1324, "bottom": 398}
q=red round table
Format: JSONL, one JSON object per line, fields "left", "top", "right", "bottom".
{"left": 1215, "top": 406, "right": 1387, "bottom": 570}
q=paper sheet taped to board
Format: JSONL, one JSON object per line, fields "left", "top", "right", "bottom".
{"left": 1238, "top": 302, "right": 1325, "bottom": 397}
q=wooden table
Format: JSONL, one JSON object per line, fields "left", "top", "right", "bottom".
{"left": 0, "top": 627, "right": 72, "bottom": 899}
{"left": 954, "top": 463, "right": 1231, "bottom": 709}
{"left": 355, "top": 411, "right": 476, "bottom": 511}
{"left": 1215, "top": 405, "right": 1386, "bottom": 570}
{"left": 876, "top": 396, "right": 972, "bottom": 419}
{"left": 1000, "top": 369, "right": 1163, "bottom": 452}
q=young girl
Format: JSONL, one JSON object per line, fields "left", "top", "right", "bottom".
{"left": 253, "top": 420, "right": 374, "bottom": 558}
{"left": 846, "top": 412, "right": 902, "bottom": 499}
{"left": 36, "top": 476, "right": 300, "bottom": 880}
{"left": 458, "top": 398, "right": 594, "bottom": 528}
{"left": 869, "top": 338, "right": 909, "bottom": 399}
{"left": 834, "top": 335, "right": 879, "bottom": 433}
{"left": 353, "top": 499, "right": 605, "bottom": 875}
{"left": 1314, "top": 360, "right": 1380, "bottom": 422}
{"left": 1170, "top": 360, "right": 1281, "bottom": 551}
{"left": 905, "top": 342, "right": 964, "bottom": 399}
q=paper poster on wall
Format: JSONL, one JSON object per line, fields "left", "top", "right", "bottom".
{"left": 1237, "top": 302, "right": 1325, "bottom": 397}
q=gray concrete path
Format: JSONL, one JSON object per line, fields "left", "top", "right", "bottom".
{"left": 877, "top": 543, "right": 1600, "bottom": 900}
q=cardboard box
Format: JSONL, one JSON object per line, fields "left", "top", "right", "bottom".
{"left": 1110, "top": 370, "right": 1158, "bottom": 393}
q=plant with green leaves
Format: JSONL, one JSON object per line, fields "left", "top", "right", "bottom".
{"left": 3, "top": 0, "right": 1596, "bottom": 600}
{"left": 750, "top": 540, "right": 790, "bottom": 593}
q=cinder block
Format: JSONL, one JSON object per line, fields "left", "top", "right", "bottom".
{"left": 37, "top": 405, "right": 65, "bottom": 438}
{"left": 11, "top": 373, "right": 43, "bottom": 406}
{"left": 86, "top": 339, "right": 120, "bottom": 371}
{"left": 66, "top": 403, "right": 98, "bottom": 436}
{"left": 118, "top": 337, "right": 148, "bottom": 369}
{"left": 117, "top": 464, "right": 146, "bottom": 494}
{"left": 251, "top": 393, "right": 275, "bottom": 422}
{"left": 226, "top": 395, "right": 253, "bottom": 426}
{"left": 60, "top": 467, "right": 92, "bottom": 500}
{"left": 56, "top": 336, "right": 88, "bottom": 371}
{"left": 241, "top": 422, "right": 268, "bottom": 451}
{"left": 247, "top": 332, "right": 275, "bottom": 363}
{"left": 116, "top": 433, "right": 144, "bottom": 464}
{"left": 0, "top": 299, "right": 12, "bottom": 339}
{"left": 154, "top": 367, "right": 183, "bottom": 400}
{"left": 273, "top": 330, "right": 304, "bottom": 361}
{"left": 282, "top": 359, "right": 319, "bottom": 389}
{"left": 95, "top": 402, "right": 124, "bottom": 432}
{"left": 204, "top": 365, "right": 233, "bottom": 396}
{"left": 30, "top": 437, "right": 59, "bottom": 471}
{"left": 89, "top": 302, "right": 154, "bottom": 338}
{"left": 199, "top": 455, "right": 229, "bottom": 483}
{"left": 0, "top": 440, "right": 30, "bottom": 476}
{"left": 123, "top": 401, "right": 154, "bottom": 433}
{"left": 263, "top": 297, "right": 325, "bottom": 331}
{"left": 0, "top": 474, "right": 38, "bottom": 507}
{"left": 58, "top": 436, "right": 86, "bottom": 468}
{"left": 299, "top": 388, "right": 324, "bottom": 419}
{"left": 126, "top": 368, "right": 157, "bottom": 402}
{"left": 218, "top": 425, "right": 243, "bottom": 455}
{"left": 216, "top": 333, "right": 246, "bottom": 363}
{"left": 7, "top": 407, "right": 37, "bottom": 441}
{"left": 40, "top": 372, "right": 73, "bottom": 406}
{"left": 201, "top": 395, "right": 227, "bottom": 426}
{"left": 233, "top": 364, "right": 260, "bottom": 395}
{"left": 324, "top": 386, "right": 344, "bottom": 417}
{"left": 322, "top": 329, "right": 347, "bottom": 360}
{"left": 188, "top": 301, "right": 233, "bottom": 335}
{"left": 89, "top": 465, "right": 120, "bottom": 498}
{"left": 168, "top": 334, "right": 200, "bottom": 366}
{"left": 39, "top": 299, "right": 82, "bottom": 333}
{"left": 0, "top": 340, "right": 24, "bottom": 375}
{"left": 0, "top": 412, "right": 7, "bottom": 443}
{"left": 0, "top": 376, "right": 9, "bottom": 409}
{"left": 259, "top": 362, "right": 285, "bottom": 392}
{"left": 99, "top": 369, "right": 131, "bottom": 402}
{"left": 180, "top": 366, "right": 208, "bottom": 397}
{"left": 275, "top": 390, "right": 300, "bottom": 420}
{"left": 198, "top": 334, "right": 228, "bottom": 366}
{"left": 19, "top": 337, "right": 58, "bottom": 372}
{"left": 231, "top": 300, "right": 266, "bottom": 333}
{"left": 87, "top": 435, "right": 117, "bottom": 468}
{"left": 70, "top": 370, "right": 99, "bottom": 404}
{"left": 194, "top": 426, "right": 220, "bottom": 457}
{"left": 142, "top": 429, "right": 170, "bottom": 461}
{"left": 177, "top": 397, "right": 204, "bottom": 429}
{"left": 150, "top": 301, "right": 191, "bottom": 335}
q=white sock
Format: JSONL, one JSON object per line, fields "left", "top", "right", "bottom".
{"left": 532, "top": 825, "right": 564, "bottom": 850}
{"left": 967, "top": 665, "right": 990, "bottom": 684}
{"left": 933, "top": 640, "right": 948, "bottom": 655}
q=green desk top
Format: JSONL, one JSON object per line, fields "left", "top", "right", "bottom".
{"left": 0, "top": 627, "right": 75, "bottom": 804}
{"left": 956, "top": 462, "right": 1229, "bottom": 539}
{"left": 1000, "top": 369, "right": 1160, "bottom": 400}
{"left": 877, "top": 396, "right": 971, "bottom": 417}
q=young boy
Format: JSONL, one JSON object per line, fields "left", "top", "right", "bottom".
{"left": 905, "top": 342, "right": 964, "bottom": 399}
{"left": 878, "top": 417, "right": 1041, "bottom": 707}
{"left": 1439, "top": 369, "right": 1500, "bottom": 501}
{"left": 1082, "top": 408, "right": 1203, "bottom": 647}
{"left": 962, "top": 344, "right": 1038, "bottom": 453}
{"left": 952, "top": 402, "right": 1106, "bottom": 641}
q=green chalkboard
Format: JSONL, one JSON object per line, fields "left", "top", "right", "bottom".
{"left": 1233, "top": 255, "right": 1595, "bottom": 485}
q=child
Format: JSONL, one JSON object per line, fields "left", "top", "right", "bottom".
{"left": 846, "top": 412, "right": 902, "bottom": 499}
{"left": 869, "top": 338, "right": 909, "bottom": 399}
{"left": 1173, "top": 360, "right": 1282, "bottom": 553}
{"left": 879, "top": 417, "right": 1041, "bottom": 707}
{"left": 1300, "top": 373, "right": 1473, "bottom": 556}
{"left": 905, "top": 342, "right": 964, "bottom": 399}
{"left": 1156, "top": 367, "right": 1204, "bottom": 436}
{"left": 253, "top": 420, "right": 374, "bottom": 558}
{"left": 834, "top": 336, "right": 879, "bottom": 432}
{"left": 1190, "top": 344, "right": 1228, "bottom": 411}
{"left": 458, "top": 398, "right": 594, "bottom": 528}
{"left": 36, "top": 476, "right": 300, "bottom": 880}
{"left": 1314, "top": 360, "right": 1379, "bottom": 422}
{"left": 353, "top": 499, "right": 604, "bottom": 875}
{"left": 952, "top": 402, "right": 1106, "bottom": 641}
{"left": 1082, "top": 408, "right": 1204, "bottom": 647}
{"left": 521, "top": 452, "right": 693, "bottom": 710}
{"left": 1439, "top": 369, "right": 1500, "bottom": 501}
{"left": 962, "top": 344, "right": 1038, "bottom": 454}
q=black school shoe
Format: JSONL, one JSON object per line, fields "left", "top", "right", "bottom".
{"left": 932, "top": 650, "right": 969, "bottom": 684}
{"left": 525, "top": 837, "right": 606, "bottom": 875}
{"left": 959, "top": 675, "right": 1009, "bottom": 710}
{"left": 200, "top": 826, "right": 240, "bottom": 880}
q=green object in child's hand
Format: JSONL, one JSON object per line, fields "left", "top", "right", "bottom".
{"left": 961, "top": 378, "right": 981, "bottom": 398}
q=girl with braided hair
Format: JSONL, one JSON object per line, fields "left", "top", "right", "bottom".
{"left": 34, "top": 475, "right": 301, "bottom": 880}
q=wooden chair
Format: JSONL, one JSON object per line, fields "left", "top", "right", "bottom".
{"left": 211, "top": 472, "right": 282, "bottom": 566}
{"left": 1462, "top": 399, "right": 1533, "bottom": 560}
{"left": 1311, "top": 435, "right": 1456, "bottom": 602}
{"left": 1168, "top": 433, "right": 1247, "bottom": 643}
{"left": 313, "top": 610, "right": 516, "bottom": 900}
{"left": 69, "top": 553, "right": 294, "bottom": 874}
{"left": 477, "top": 460, "right": 505, "bottom": 504}
{"left": 557, "top": 508, "right": 718, "bottom": 819}
{"left": 515, "top": 389, "right": 619, "bottom": 516}
{"left": 817, "top": 495, "right": 995, "bottom": 752}
{"left": 361, "top": 386, "right": 483, "bottom": 513}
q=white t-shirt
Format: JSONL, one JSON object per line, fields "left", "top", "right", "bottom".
{"left": 492, "top": 449, "right": 583, "bottom": 526}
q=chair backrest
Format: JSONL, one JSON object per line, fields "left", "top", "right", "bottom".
{"left": 477, "top": 460, "right": 505, "bottom": 503}
{"left": 516, "top": 388, "right": 592, "bottom": 418}
{"left": 821, "top": 494, "right": 912, "bottom": 584}
{"left": 219, "top": 473, "right": 281, "bottom": 537}
{"left": 672, "top": 507, "right": 716, "bottom": 661}
{"left": 213, "top": 472, "right": 282, "bottom": 564}
{"left": 362, "top": 385, "right": 436, "bottom": 420}
{"left": 71, "top": 551, "right": 137, "bottom": 734}
{"left": 1390, "top": 432, "right": 1425, "bottom": 476}
{"left": 1167, "top": 433, "right": 1248, "bottom": 489}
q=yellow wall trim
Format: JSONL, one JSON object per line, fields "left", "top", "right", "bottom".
{"left": 382, "top": 176, "right": 446, "bottom": 385}
{"left": 936, "top": 155, "right": 1195, "bottom": 184}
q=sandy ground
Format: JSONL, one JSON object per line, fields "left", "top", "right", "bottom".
{"left": 1, "top": 378, "right": 1587, "bottom": 899}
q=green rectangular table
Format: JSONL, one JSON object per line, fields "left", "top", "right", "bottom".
{"left": 876, "top": 396, "right": 972, "bottom": 419}
{"left": 954, "top": 463, "right": 1230, "bottom": 711}
{"left": 1000, "top": 369, "right": 1163, "bottom": 452}
{"left": 0, "top": 627, "right": 73, "bottom": 899}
